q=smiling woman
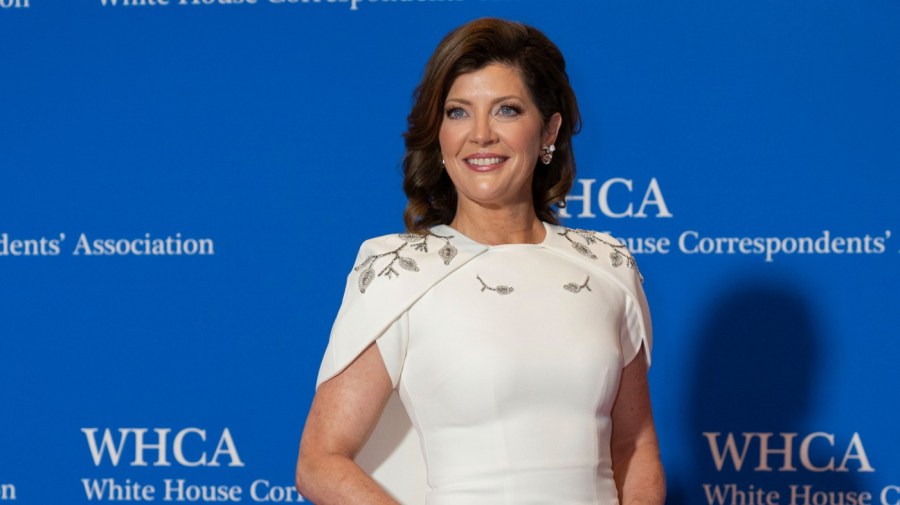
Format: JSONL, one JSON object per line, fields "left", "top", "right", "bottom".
{"left": 296, "top": 18, "right": 665, "bottom": 505}
{"left": 402, "top": 18, "right": 581, "bottom": 240}
{"left": 439, "top": 64, "right": 562, "bottom": 229}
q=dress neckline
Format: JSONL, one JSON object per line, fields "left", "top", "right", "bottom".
{"left": 431, "top": 221, "right": 554, "bottom": 249}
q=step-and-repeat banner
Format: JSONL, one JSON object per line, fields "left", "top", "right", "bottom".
{"left": 2, "top": 1, "right": 898, "bottom": 503}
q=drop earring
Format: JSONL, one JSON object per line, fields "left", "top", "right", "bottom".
{"left": 541, "top": 145, "right": 555, "bottom": 165}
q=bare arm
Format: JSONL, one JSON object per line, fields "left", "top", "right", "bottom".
{"left": 295, "top": 343, "right": 399, "bottom": 505}
{"left": 611, "top": 347, "right": 666, "bottom": 505}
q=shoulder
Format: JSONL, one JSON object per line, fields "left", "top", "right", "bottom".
{"left": 354, "top": 232, "right": 412, "bottom": 258}
{"left": 544, "top": 223, "right": 644, "bottom": 283}
{"left": 349, "top": 229, "right": 467, "bottom": 294}
{"left": 354, "top": 230, "right": 459, "bottom": 264}
{"left": 545, "top": 223, "right": 652, "bottom": 345}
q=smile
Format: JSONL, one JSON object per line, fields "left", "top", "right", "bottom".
{"left": 463, "top": 155, "right": 509, "bottom": 171}
{"left": 468, "top": 157, "right": 504, "bottom": 166}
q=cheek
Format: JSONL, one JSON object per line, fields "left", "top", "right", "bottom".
{"left": 438, "top": 122, "right": 463, "bottom": 154}
{"left": 502, "top": 123, "right": 543, "bottom": 154}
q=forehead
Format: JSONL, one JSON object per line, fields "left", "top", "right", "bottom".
{"left": 446, "top": 63, "right": 530, "bottom": 100}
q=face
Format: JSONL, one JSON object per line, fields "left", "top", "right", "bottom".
{"left": 439, "top": 63, "right": 561, "bottom": 212}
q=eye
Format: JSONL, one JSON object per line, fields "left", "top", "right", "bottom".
{"left": 445, "top": 107, "right": 467, "bottom": 119}
{"left": 497, "top": 103, "right": 522, "bottom": 117}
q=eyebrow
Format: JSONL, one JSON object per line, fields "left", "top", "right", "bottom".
{"left": 444, "top": 95, "right": 523, "bottom": 105}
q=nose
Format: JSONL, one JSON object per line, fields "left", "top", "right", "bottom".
{"left": 470, "top": 113, "right": 498, "bottom": 146}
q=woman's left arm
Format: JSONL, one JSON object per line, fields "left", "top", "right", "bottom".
{"left": 610, "top": 347, "right": 666, "bottom": 505}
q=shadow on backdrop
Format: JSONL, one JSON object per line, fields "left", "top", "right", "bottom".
{"left": 666, "top": 281, "right": 863, "bottom": 504}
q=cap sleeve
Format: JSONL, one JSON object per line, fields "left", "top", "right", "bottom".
{"left": 618, "top": 259, "right": 653, "bottom": 367}
{"left": 315, "top": 239, "right": 412, "bottom": 389}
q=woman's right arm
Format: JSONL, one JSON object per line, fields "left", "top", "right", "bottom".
{"left": 295, "top": 342, "right": 399, "bottom": 504}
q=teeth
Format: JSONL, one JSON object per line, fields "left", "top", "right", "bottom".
{"left": 468, "top": 157, "right": 503, "bottom": 166}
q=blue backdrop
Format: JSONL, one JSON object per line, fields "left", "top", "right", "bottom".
{"left": 2, "top": 0, "right": 898, "bottom": 503}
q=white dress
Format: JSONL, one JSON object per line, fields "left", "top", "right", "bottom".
{"left": 316, "top": 222, "right": 652, "bottom": 505}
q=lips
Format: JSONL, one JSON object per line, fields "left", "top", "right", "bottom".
{"left": 463, "top": 153, "right": 509, "bottom": 172}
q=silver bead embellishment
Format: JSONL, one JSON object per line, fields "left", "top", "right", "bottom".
{"left": 477, "top": 275, "right": 514, "bottom": 295}
{"left": 609, "top": 250, "right": 624, "bottom": 267}
{"left": 571, "top": 241, "right": 597, "bottom": 259}
{"left": 563, "top": 276, "right": 592, "bottom": 294}
{"left": 438, "top": 243, "right": 458, "bottom": 265}
{"left": 358, "top": 266, "right": 376, "bottom": 294}
{"left": 353, "top": 231, "right": 456, "bottom": 293}
{"left": 558, "top": 228, "right": 644, "bottom": 282}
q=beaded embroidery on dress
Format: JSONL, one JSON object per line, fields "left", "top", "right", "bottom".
{"left": 353, "top": 231, "right": 458, "bottom": 293}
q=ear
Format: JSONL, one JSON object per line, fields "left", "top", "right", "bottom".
{"left": 543, "top": 112, "right": 563, "bottom": 147}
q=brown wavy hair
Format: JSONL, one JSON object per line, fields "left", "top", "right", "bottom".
{"left": 402, "top": 17, "right": 582, "bottom": 233}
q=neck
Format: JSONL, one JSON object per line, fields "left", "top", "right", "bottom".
{"left": 450, "top": 201, "right": 545, "bottom": 245}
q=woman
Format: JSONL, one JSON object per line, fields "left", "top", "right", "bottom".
{"left": 296, "top": 18, "right": 665, "bottom": 505}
